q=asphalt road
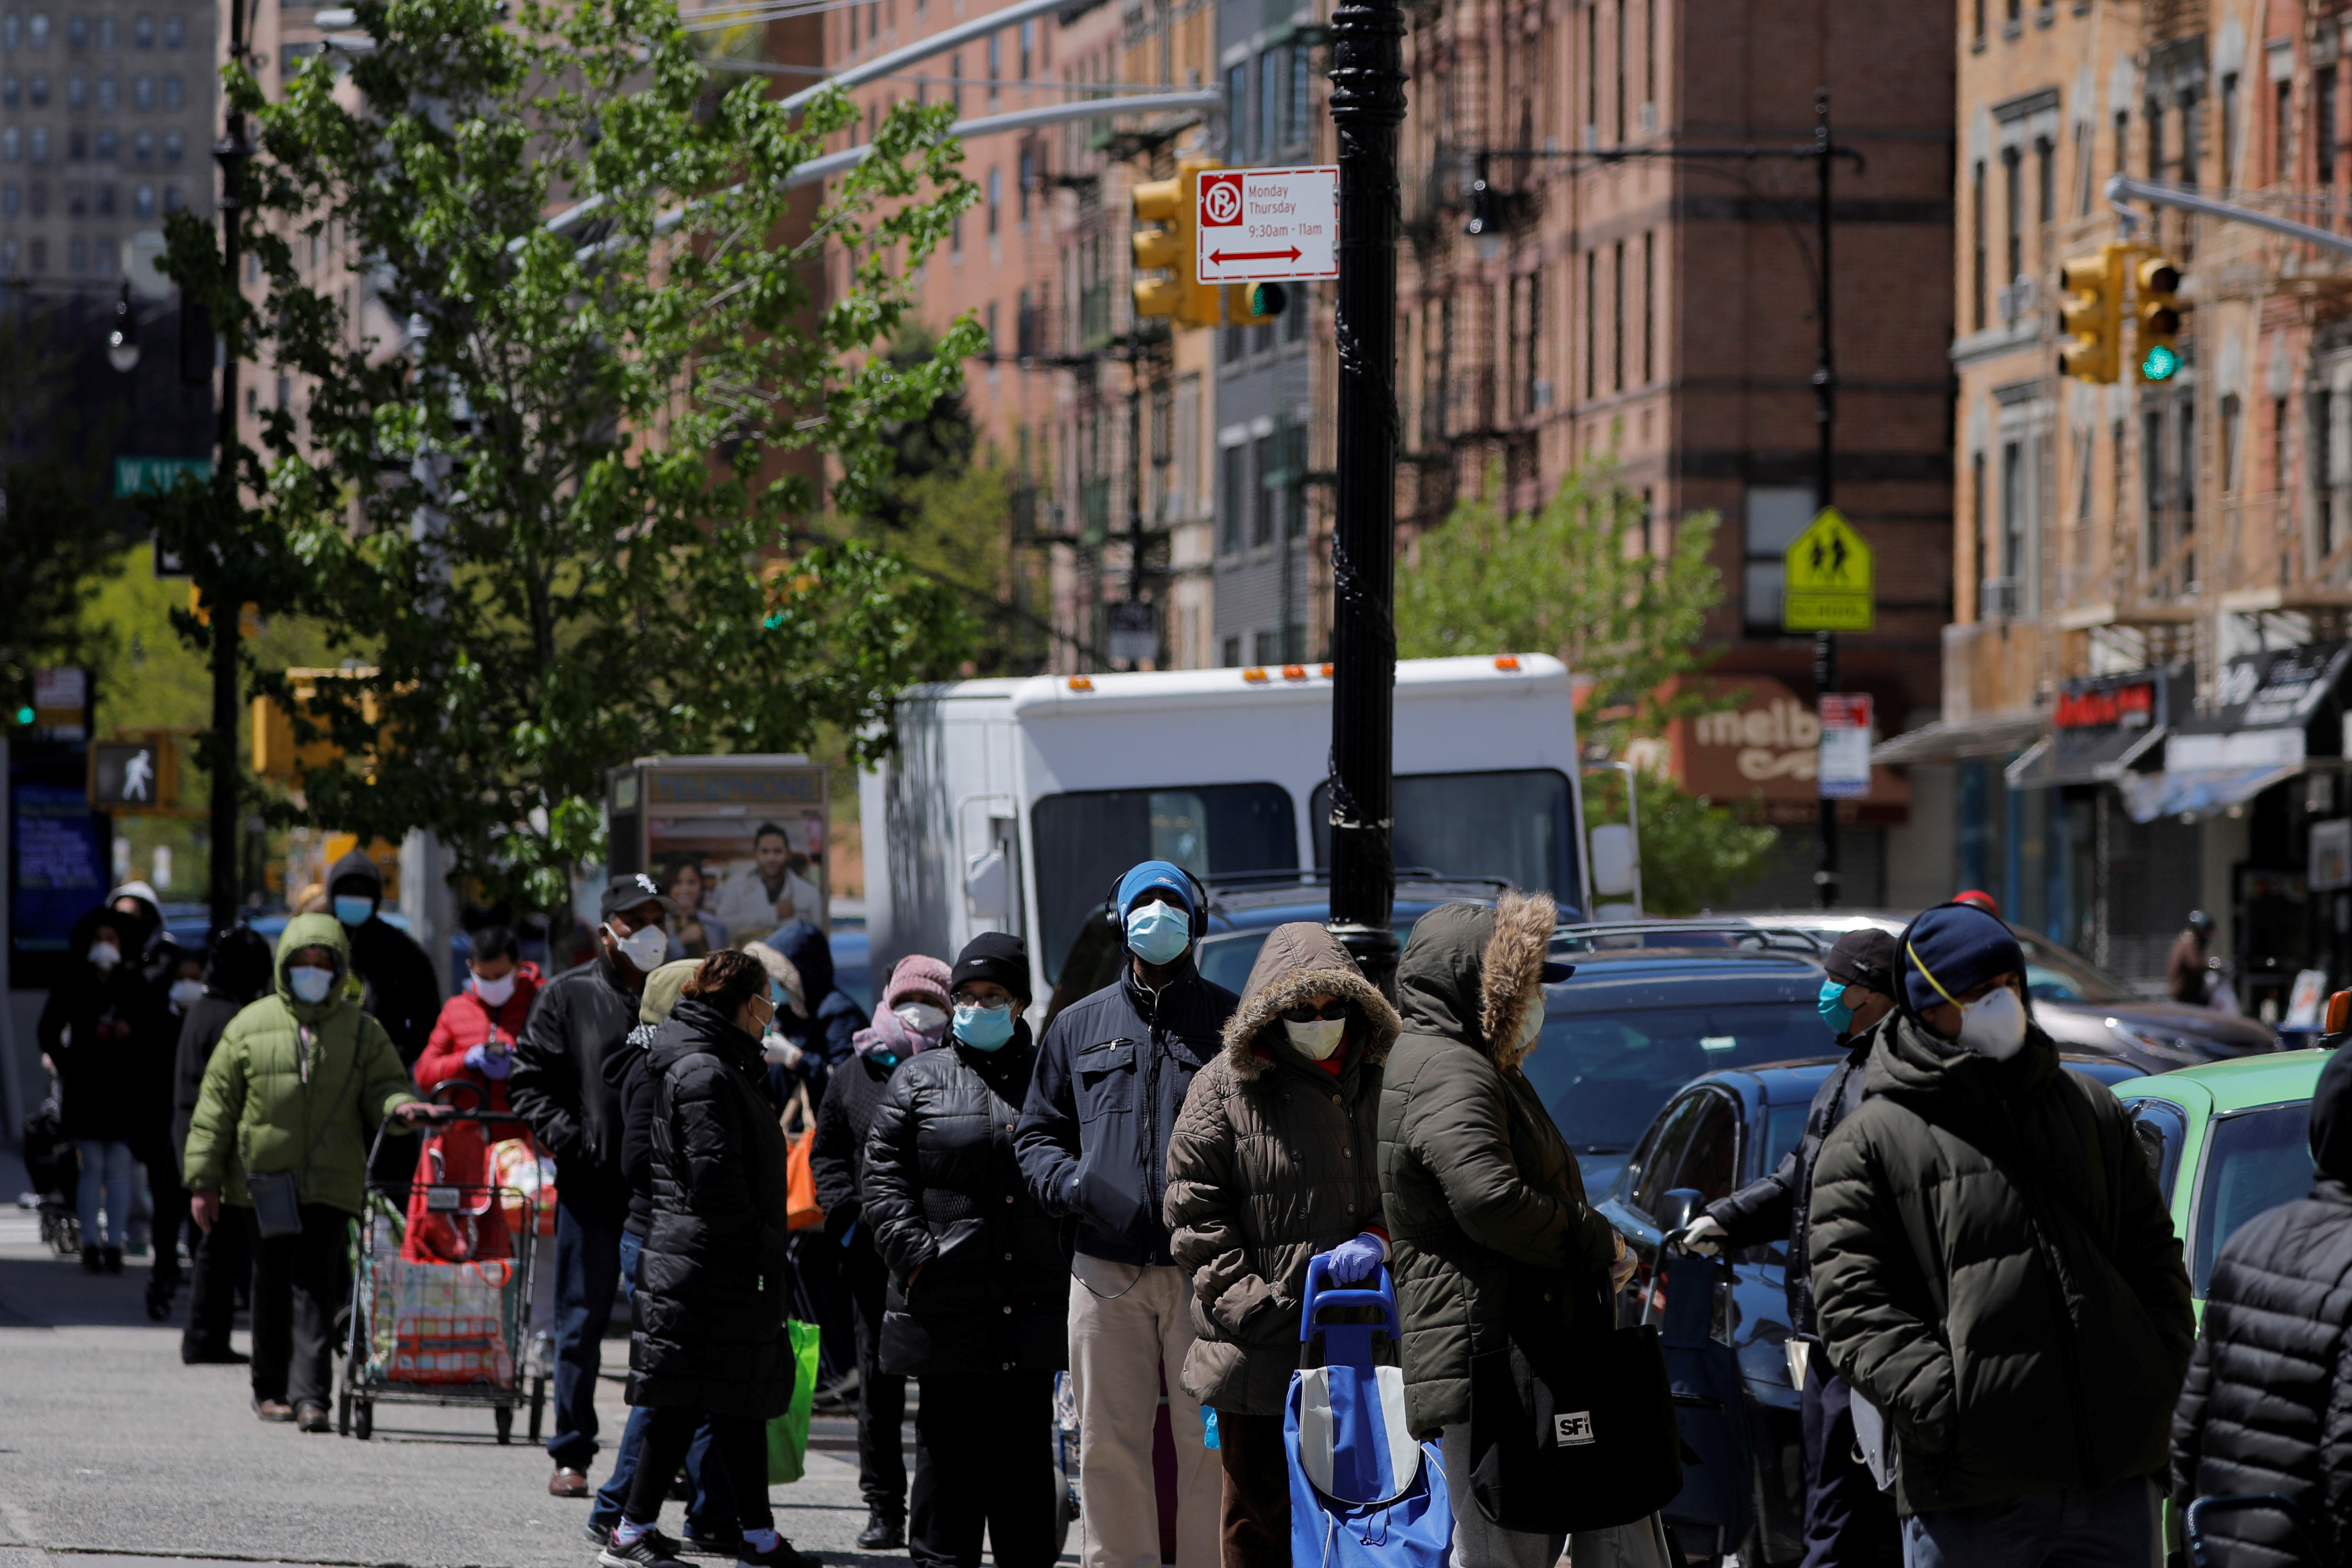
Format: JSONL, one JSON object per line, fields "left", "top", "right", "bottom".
{"left": 0, "top": 1209, "right": 920, "bottom": 1568}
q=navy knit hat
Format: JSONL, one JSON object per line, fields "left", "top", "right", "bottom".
{"left": 1902, "top": 904, "right": 2025, "bottom": 1013}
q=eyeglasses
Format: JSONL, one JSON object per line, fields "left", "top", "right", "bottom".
{"left": 953, "top": 995, "right": 1012, "bottom": 1012}
{"left": 1280, "top": 1002, "right": 1348, "bottom": 1024}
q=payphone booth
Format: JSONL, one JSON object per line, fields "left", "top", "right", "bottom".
{"left": 606, "top": 755, "right": 830, "bottom": 944}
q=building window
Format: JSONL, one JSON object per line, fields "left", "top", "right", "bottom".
{"left": 987, "top": 166, "right": 999, "bottom": 234}
{"left": 2144, "top": 408, "right": 2165, "bottom": 567}
{"left": 62, "top": 10, "right": 78, "bottom": 45}
{"left": 63, "top": 67, "right": 78, "bottom": 104}
{"left": 27, "top": 124, "right": 44, "bottom": 160}
{"left": 96, "top": 16, "right": 112, "bottom": 49}
{"left": 2147, "top": 93, "right": 2165, "bottom": 179}
{"left": 987, "top": 33, "right": 999, "bottom": 100}
{"left": 2277, "top": 80, "right": 2295, "bottom": 183}
{"left": 1019, "top": 19, "right": 1032, "bottom": 79}
{"left": 133, "top": 13, "right": 151, "bottom": 48}
{"left": 1997, "top": 438, "right": 2025, "bottom": 613}
{"left": 1970, "top": 160, "right": 1986, "bottom": 330}
{"left": 2220, "top": 393, "right": 2242, "bottom": 494}
{"left": 1613, "top": 0, "right": 1626, "bottom": 143}
{"left": 1220, "top": 635, "right": 1240, "bottom": 668}
{"left": 24, "top": 67, "right": 40, "bottom": 101}
{"left": 2001, "top": 145, "right": 2021, "bottom": 287}
{"left": 2221, "top": 71, "right": 2240, "bottom": 184}
{"left": 94, "top": 127, "right": 112, "bottom": 159}
{"left": 93, "top": 180, "right": 109, "bottom": 213}
{"left": 66, "top": 236, "right": 83, "bottom": 272}
{"left": 2304, "top": 394, "right": 2326, "bottom": 548}
{"left": 132, "top": 127, "right": 150, "bottom": 159}
{"left": 1641, "top": 230, "right": 1654, "bottom": 381}
{"left": 1290, "top": 47, "right": 1308, "bottom": 148}
{"left": 1251, "top": 431, "right": 1276, "bottom": 546}
{"left": 1970, "top": 450, "right": 1986, "bottom": 604}
{"left": 0, "top": 182, "right": 15, "bottom": 215}
{"left": 1583, "top": 248, "right": 1597, "bottom": 397}
{"left": 2034, "top": 134, "right": 2053, "bottom": 226}
{"left": 2275, "top": 397, "right": 2289, "bottom": 500}
{"left": 159, "top": 72, "right": 178, "bottom": 108}
{"left": 1610, "top": 239, "right": 1624, "bottom": 391}
{"left": 95, "top": 72, "right": 111, "bottom": 109}
{"left": 26, "top": 11, "right": 44, "bottom": 48}
{"left": 160, "top": 129, "right": 177, "bottom": 161}
{"left": 1742, "top": 486, "right": 1814, "bottom": 633}
{"left": 24, "top": 177, "right": 40, "bottom": 214}
{"left": 949, "top": 52, "right": 960, "bottom": 113}
{"left": 1260, "top": 46, "right": 1282, "bottom": 153}
{"left": 132, "top": 180, "right": 151, "bottom": 215}
{"left": 983, "top": 300, "right": 996, "bottom": 351}
{"left": 132, "top": 72, "right": 149, "bottom": 108}
{"left": 1220, "top": 439, "right": 1246, "bottom": 553}
{"left": 1228, "top": 62, "right": 1248, "bottom": 159}
{"left": 1, "top": 15, "right": 16, "bottom": 49}
{"left": 0, "top": 72, "right": 12, "bottom": 106}
{"left": 162, "top": 14, "right": 179, "bottom": 48}
{"left": 2, "top": 127, "right": 18, "bottom": 160}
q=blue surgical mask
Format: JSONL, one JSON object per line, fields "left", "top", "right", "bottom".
{"left": 333, "top": 895, "right": 374, "bottom": 928}
{"left": 289, "top": 964, "right": 337, "bottom": 1004}
{"left": 1817, "top": 977, "right": 1855, "bottom": 1034}
{"left": 1124, "top": 901, "right": 1191, "bottom": 966}
{"left": 954, "top": 1000, "right": 1017, "bottom": 1052}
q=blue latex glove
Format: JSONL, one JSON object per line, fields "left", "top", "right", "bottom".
{"left": 838, "top": 1219, "right": 859, "bottom": 1249}
{"left": 1322, "top": 1231, "right": 1386, "bottom": 1286}
{"left": 463, "top": 1041, "right": 512, "bottom": 1081}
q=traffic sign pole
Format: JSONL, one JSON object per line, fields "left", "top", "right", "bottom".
{"left": 1811, "top": 93, "right": 1838, "bottom": 911}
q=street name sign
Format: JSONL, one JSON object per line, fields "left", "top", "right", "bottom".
{"left": 1196, "top": 166, "right": 1340, "bottom": 284}
{"left": 1782, "top": 506, "right": 1874, "bottom": 633}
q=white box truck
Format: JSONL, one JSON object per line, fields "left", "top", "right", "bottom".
{"left": 859, "top": 653, "right": 1591, "bottom": 1004}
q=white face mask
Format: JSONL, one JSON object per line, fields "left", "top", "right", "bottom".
{"left": 1515, "top": 1006, "right": 1545, "bottom": 1053}
{"left": 606, "top": 921, "right": 668, "bottom": 973}
{"left": 1955, "top": 985, "right": 2029, "bottom": 1060}
{"left": 895, "top": 1002, "right": 948, "bottom": 1032}
{"left": 87, "top": 941, "right": 121, "bottom": 971}
{"left": 289, "top": 964, "right": 336, "bottom": 1005}
{"left": 1282, "top": 1016, "right": 1347, "bottom": 1061}
{"left": 472, "top": 971, "right": 518, "bottom": 1007}
{"left": 169, "top": 977, "right": 205, "bottom": 1011}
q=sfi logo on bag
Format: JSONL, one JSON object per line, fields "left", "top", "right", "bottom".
{"left": 1554, "top": 1411, "right": 1595, "bottom": 1447}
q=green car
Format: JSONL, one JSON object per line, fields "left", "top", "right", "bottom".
{"left": 2115, "top": 1048, "right": 2334, "bottom": 1314}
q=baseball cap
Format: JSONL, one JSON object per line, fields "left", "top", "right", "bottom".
{"left": 600, "top": 872, "right": 679, "bottom": 922}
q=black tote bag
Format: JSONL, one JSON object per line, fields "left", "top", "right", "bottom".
{"left": 1467, "top": 1281, "right": 1684, "bottom": 1534}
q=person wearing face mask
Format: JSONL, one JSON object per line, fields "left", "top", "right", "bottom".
{"left": 183, "top": 914, "right": 450, "bottom": 1428}
{"left": 39, "top": 908, "right": 171, "bottom": 1275}
{"left": 1015, "top": 860, "right": 1238, "bottom": 1568}
{"left": 1373, "top": 894, "right": 1650, "bottom": 1568}
{"left": 323, "top": 848, "right": 442, "bottom": 1068}
{"left": 1808, "top": 903, "right": 2193, "bottom": 1568}
{"left": 1162, "top": 922, "right": 1402, "bottom": 1568}
{"left": 415, "top": 926, "right": 542, "bottom": 1117}
{"left": 865, "top": 933, "right": 1067, "bottom": 1568}
{"left": 1676, "top": 928, "right": 1902, "bottom": 1568}
{"left": 172, "top": 925, "right": 276, "bottom": 1365}
{"left": 757, "top": 920, "right": 863, "bottom": 1106}
{"left": 809, "top": 951, "right": 955, "bottom": 1550}
{"left": 510, "top": 874, "right": 675, "bottom": 1500}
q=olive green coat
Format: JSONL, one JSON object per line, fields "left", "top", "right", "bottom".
{"left": 1374, "top": 895, "right": 1618, "bottom": 1439}
{"left": 182, "top": 913, "right": 421, "bottom": 1216}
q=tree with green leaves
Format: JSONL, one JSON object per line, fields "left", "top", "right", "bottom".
{"left": 1395, "top": 460, "right": 1780, "bottom": 914}
{"left": 159, "top": 0, "right": 983, "bottom": 913}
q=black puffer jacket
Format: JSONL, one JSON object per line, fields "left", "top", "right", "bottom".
{"left": 811, "top": 1051, "right": 898, "bottom": 1240}
{"left": 1375, "top": 895, "right": 1620, "bottom": 1439}
{"left": 1165, "top": 922, "right": 1400, "bottom": 1416}
{"left": 864, "top": 1023, "right": 1068, "bottom": 1377}
{"left": 2172, "top": 1049, "right": 2352, "bottom": 1567}
{"left": 1809, "top": 1012, "right": 2195, "bottom": 1517}
{"left": 628, "top": 998, "right": 797, "bottom": 1420}
{"left": 38, "top": 909, "right": 175, "bottom": 1144}
{"left": 1703, "top": 1021, "right": 1881, "bottom": 1338}
{"left": 1017, "top": 959, "right": 1237, "bottom": 1266}
{"left": 507, "top": 954, "right": 642, "bottom": 1219}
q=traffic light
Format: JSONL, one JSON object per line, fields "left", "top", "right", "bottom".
{"left": 2136, "top": 254, "right": 2184, "bottom": 382}
{"left": 2057, "top": 246, "right": 2123, "bottom": 384}
{"left": 1226, "top": 281, "right": 1288, "bottom": 327}
{"left": 1131, "top": 159, "right": 1221, "bottom": 329}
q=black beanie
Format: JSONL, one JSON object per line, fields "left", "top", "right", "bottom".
{"left": 951, "top": 932, "right": 1032, "bottom": 1003}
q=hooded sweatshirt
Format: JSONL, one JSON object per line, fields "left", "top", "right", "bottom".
{"left": 2172, "top": 1049, "right": 2352, "bottom": 1566}
{"left": 325, "top": 847, "right": 444, "bottom": 1067}
{"left": 1374, "top": 894, "right": 1619, "bottom": 1437}
{"left": 763, "top": 920, "right": 862, "bottom": 1101}
{"left": 181, "top": 912, "right": 421, "bottom": 1213}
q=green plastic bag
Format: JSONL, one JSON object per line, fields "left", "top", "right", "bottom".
{"left": 765, "top": 1320, "right": 823, "bottom": 1484}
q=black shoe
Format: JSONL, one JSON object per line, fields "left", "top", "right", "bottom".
{"left": 81, "top": 1247, "right": 103, "bottom": 1274}
{"left": 102, "top": 1247, "right": 124, "bottom": 1275}
{"left": 854, "top": 1508, "right": 904, "bottom": 1550}
{"left": 182, "top": 1345, "right": 250, "bottom": 1365}
{"left": 295, "top": 1400, "right": 331, "bottom": 1433}
{"left": 586, "top": 1524, "right": 681, "bottom": 1554}
{"left": 684, "top": 1529, "right": 745, "bottom": 1557}
{"left": 734, "top": 1537, "right": 819, "bottom": 1568}
{"left": 597, "top": 1532, "right": 688, "bottom": 1568}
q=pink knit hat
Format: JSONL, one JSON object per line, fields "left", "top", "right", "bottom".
{"left": 882, "top": 954, "right": 953, "bottom": 1013}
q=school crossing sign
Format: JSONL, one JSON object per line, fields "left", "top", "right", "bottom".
{"left": 1782, "top": 507, "right": 1874, "bottom": 633}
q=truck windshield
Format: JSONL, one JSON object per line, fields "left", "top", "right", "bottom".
{"left": 1312, "top": 769, "right": 1579, "bottom": 903}
{"left": 1032, "top": 784, "right": 1297, "bottom": 981}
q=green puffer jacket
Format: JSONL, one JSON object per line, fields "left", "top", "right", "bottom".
{"left": 1808, "top": 1013, "right": 2195, "bottom": 1517}
{"left": 182, "top": 913, "right": 421, "bottom": 1216}
{"left": 1374, "top": 895, "right": 1619, "bottom": 1439}
{"left": 1164, "top": 922, "right": 1402, "bottom": 1416}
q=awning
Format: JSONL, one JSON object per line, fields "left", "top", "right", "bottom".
{"left": 2004, "top": 723, "right": 2168, "bottom": 788}
{"left": 2005, "top": 666, "right": 2181, "bottom": 789}
{"left": 2120, "top": 764, "right": 2304, "bottom": 823}
{"left": 1871, "top": 709, "right": 2047, "bottom": 767}
{"left": 2165, "top": 640, "right": 2352, "bottom": 773}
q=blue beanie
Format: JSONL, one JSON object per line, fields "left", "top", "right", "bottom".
{"left": 1116, "top": 859, "right": 1197, "bottom": 919}
{"left": 1902, "top": 904, "right": 2025, "bottom": 1013}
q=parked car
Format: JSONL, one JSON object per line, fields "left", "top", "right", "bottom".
{"left": 1040, "top": 871, "right": 1517, "bottom": 1024}
{"left": 1599, "top": 1049, "right": 2151, "bottom": 1564}
{"left": 2115, "top": 1048, "right": 2334, "bottom": 1312}
{"left": 1722, "top": 910, "right": 2277, "bottom": 1069}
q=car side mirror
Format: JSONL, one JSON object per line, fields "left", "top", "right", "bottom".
{"left": 1655, "top": 1187, "right": 1705, "bottom": 1237}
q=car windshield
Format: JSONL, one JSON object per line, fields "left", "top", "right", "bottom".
{"left": 2013, "top": 929, "right": 2136, "bottom": 1005}
{"left": 2193, "top": 1104, "right": 2313, "bottom": 1294}
{"left": 1521, "top": 998, "right": 1827, "bottom": 1161}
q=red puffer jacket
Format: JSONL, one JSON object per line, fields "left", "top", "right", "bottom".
{"left": 414, "top": 965, "right": 542, "bottom": 1117}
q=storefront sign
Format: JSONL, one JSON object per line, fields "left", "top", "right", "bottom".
{"left": 2053, "top": 678, "right": 2156, "bottom": 730}
{"left": 1639, "top": 675, "right": 1908, "bottom": 826}
{"left": 2169, "top": 640, "right": 2352, "bottom": 774}
{"left": 1819, "top": 694, "right": 1874, "bottom": 800}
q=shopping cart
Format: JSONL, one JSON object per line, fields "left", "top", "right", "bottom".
{"left": 339, "top": 1095, "right": 542, "bottom": 1443}
{"left": 2184, "top": 1493, "right": 2322, "bottom": 1567}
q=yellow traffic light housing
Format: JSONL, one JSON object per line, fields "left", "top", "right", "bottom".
{"left": 1131, "top": 159, "right": 1223, "bottom": 329}
{"left": 2057, "top": 246, "right": 2124, "bottom": 384}
{"left": 2136, "top": 254, "right": 2184, "bottom": 382}
{"left": 1226, "top": 281, "right": 1289, "bottom": 328}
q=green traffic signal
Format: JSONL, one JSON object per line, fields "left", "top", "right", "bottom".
{"left": 2143, "top": 343, "right": 2181, "bottom": 381}
{"left": 12, "top": 706, "right": 32, "bottom": 726}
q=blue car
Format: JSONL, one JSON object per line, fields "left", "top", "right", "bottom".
{"left": 1596, "top": 1048, "right": 2150, "bottom": 1563}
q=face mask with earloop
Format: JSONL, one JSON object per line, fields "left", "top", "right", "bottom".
{"left": 1907, "top": 940, "right": 2029, "bottom": 1061}
{"left": 1124, "top": 902, "right": 1191, "bottom": 966}
{"left": 472, "top": 972, "right": 518, "bottom": 1007}
{"left": 1283, "top": 1016, "right": 1347, "bottom": 1060}
{"left": 289, "top": 965, "right": 337, "bottom": 1005}
{"left": 87, "top": 941, "right": 122, "bottom": 971}
{"left": 606, "top": 920, "right": 668, "bottom": 972}
{"left": 1514, "top": 1005, "right": 1545, "bottom": 1053}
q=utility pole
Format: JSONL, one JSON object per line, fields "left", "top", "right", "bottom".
{"left": 1811, "top": 89, "right": 1838, "bottom": 910}
{"left": 204, "top": 0, "right": 252, "bottom": 931}
{"left": 1324, "top": 0, "right": 1405, "bottom": 985}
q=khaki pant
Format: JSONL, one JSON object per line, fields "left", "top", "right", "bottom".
{"left": 1068, "top": 1259, "right": 1221, "bottom": 1568}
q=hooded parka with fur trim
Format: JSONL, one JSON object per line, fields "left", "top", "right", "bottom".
{"left": 1163, "top": 922, "right": 1402, "bottom": 1416}
{"left": 1374, "top": 895, "right": 1619, "bottom": 1439}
